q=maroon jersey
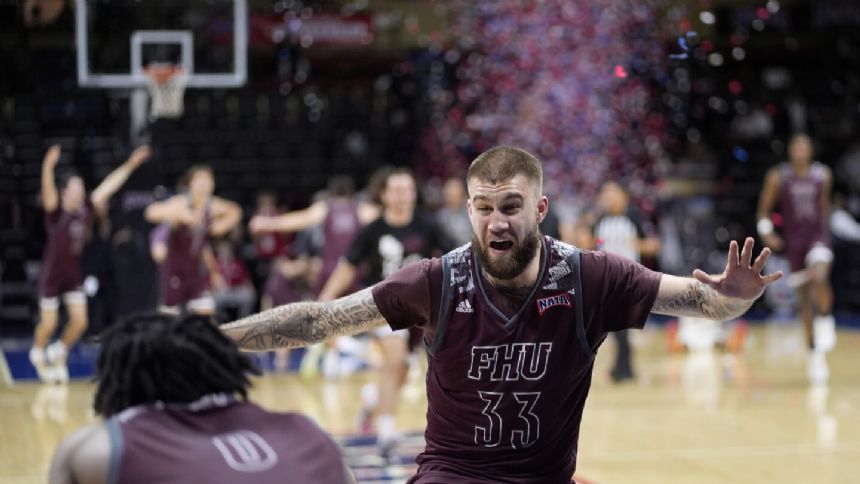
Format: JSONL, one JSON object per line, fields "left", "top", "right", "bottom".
{"left": 108, "top": 394, "right": 349, "bottom": 484}
{"left": 160, "top": 199, "right": 212, "bottom": 306}
{"left": 372, "top": 237, "right": 661, "bottom": 483}
{"left": 777, "top": 162, "right": 830, "bottom": 270}
{"left": 39, "top": 200, "right": 94, "bottom": 298}
{"left": 316, "top": 199, "right": 362, "bottom": 295}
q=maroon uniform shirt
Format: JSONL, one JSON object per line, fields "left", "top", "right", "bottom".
{"left": 372, "top": 237, "right": 661, "bottom": 483}
{"left": 777, "top": 162, "right": 831, "bottom": 271}
{"left": 39, "top": 200, "right": 94, "bottom": 299}
{"left": 159, "top": 199, "right": 211, "bottom": 307}
{"left": 107, "top": 394, "right": 349, "bottom": 484}
{"left": 316, "top": 198, "right": 362, "bottom": 295}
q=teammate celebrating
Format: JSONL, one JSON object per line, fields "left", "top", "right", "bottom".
{"left": 757, "top": 133, "right": 835, "bottom": 383}
{"left": 223, "top": 146, "right": 781, "bottom": 483}
{"left": 144, "top": 165, "right": 242, "bottom": 315}
{"left": 30, "top": 144, "right": 150, "bottom": 384}
{"left": 318, "top": 167, "right": 448, "bottom": 458}
{"left": 49, "top": 312, "right": 355, "bottom": 484}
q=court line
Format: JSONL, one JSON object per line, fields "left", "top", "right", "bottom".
{"left": 0, "top": 348, "right": 14, "bottom": 387}
{"left": 587, "top": 441, "right": 860, "bottom": 461}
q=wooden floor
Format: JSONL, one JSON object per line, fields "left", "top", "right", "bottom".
{"left": 2, "top": 323, "right": 860, "bottom": 483}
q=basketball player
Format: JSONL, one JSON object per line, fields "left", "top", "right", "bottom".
{"left": 249, "top": 175, "right": 378, "bottom": 377}
{"left": 223, "top": 146, "right": 781, "bottom": 483}
{"left": 49, "top": 312, "right": 355, "bottom": 484}
{"left": 144, "top": 165, "right": 242, "bottom": 315}
{"left": 30, "top": 144, "right": 150, "bottom": 384}
{"left": 317, "top": 167, "right": 448, "bottom": 458}
{"left": 757, "top": 133, "right": 835, "bottom": 383}
{"left": 591, "top": 180, "right": 660, "bottom": 382}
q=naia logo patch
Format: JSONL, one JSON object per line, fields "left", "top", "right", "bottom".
{"left": 536, "top": 293, "right": 572, "bottom": 315}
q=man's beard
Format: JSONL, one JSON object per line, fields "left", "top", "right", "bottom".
{"left": 473, "top": 229, "right": 541, "bottom": 280}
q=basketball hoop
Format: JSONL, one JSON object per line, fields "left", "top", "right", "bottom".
{"left": 144, "top": 63, "right": 188, "bottom": 119}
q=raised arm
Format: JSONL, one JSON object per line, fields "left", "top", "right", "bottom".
{"left": 249, "top": 201, "right": 327, "bottom": 235}
{"left": 221, "top": 287, "right": 387, "bottom": 351}
{"left": 209, "top": 196, "right": 243, "bottom": 237}
{"left": 91, "top": 145, "right": 150, "bottom": 215}
{"left": 651, "top": 238, "right": 782, "bottom": 320}
{"left": 41, "top": 145, "right": 61, "bottom": 212}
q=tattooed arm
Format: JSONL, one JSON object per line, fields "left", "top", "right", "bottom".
{"left": 651, "top": 238, "right": 783, "bottom": 320}
{"left": 221, "top": 287, "right": 387, "bottom": 351}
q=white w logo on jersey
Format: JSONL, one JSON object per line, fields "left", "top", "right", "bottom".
{"left": 211, "top": 430, "right": 279, "bottom": 473}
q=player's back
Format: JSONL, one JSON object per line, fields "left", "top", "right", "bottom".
{"left": 110, "top": 394, "right": 350, "bottom": 484}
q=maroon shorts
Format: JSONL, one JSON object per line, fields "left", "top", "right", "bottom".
{"left": 39, "top": 266, "right": 83, "bottom": 300}
{"left": 785, "top": 235, "right": 831, "bottom": 272}
{"left": 161, "top": 269, "right": 210, "bottom": 308}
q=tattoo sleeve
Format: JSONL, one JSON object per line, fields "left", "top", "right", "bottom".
{"left": 651, "top": 280, "right": 753, "bottom": 320}
{"left": 220, "top": 287, "right": 387, "bottom": 351}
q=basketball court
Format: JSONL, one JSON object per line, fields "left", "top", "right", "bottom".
{"left": 2, "top": 323, "right": 859, "bottom": 483}
{"left": 3, "top": 1, "right": 860, "bottom": 482}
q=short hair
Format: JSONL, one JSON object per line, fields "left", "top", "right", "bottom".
{"left": 368, "top": 165, "right": 415, "bottom": 204}
{"left": 93, "top": 312, "right": 259, "bottom": 417}
{"left": 467, "top": 146, "right": 543, "bottom": 192}
{"left": 327, "top": 175, "right": 356, "bottom": 197}
{"left": 181, "top": 164, "right": 214, "bottom": 188}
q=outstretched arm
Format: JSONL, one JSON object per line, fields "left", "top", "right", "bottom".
{"left": 221, "top": 287, "right": 387, "bottom": 351}
{"left": 91, "top": 145, "right": 150, "bottom": 215}
{"left": 144, "top": 196, "right": 196, "bottom": 226}
{"left": 651, "top": 237, "right": 782, "bottom": 320}
{"left": 41, "top": 145, "right": 61, "bottom": 212}
{"left": 249, "top": 201, "right": 327, "bottom": 234}
{"left": 209, "top": 197, "right": 243, "bottom": 237}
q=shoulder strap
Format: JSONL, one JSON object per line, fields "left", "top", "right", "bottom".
{"left": 568, "top": 247, "right": 595, "bottom": 359}
{"left": 427, "top": 253, "right": 453, "bottom": 356}
{"left": 105, "top": 418, "right": 124, "bottom": 484}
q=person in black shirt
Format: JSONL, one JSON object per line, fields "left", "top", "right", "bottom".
{"left": 320, "top": 167, "right": 448, "bottom": 459}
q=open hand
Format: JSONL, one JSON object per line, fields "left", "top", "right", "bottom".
{"left": 693, "top": 237, "right": 783, "bottom": 301}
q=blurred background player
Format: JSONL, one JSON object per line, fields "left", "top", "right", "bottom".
{"left": 212, "top": 239, "right": 257, "bottom": 320}
{"left": 144, "top": 165, "right": 242, "bottom": 315}
{"left": 49, "top": 312, "right": 355, "bottom": 484}
{"left": 757, "top": 133, "right": 835, "bottom": 383}
{"left": 249, "top": 175, "right": 379, "bottom": 377}
{"left": 435, "top": 176, "right": 472, "bottom": 247}
{"left": 319, "top": 167, "right": 450, "bottom": 459}
{"left": 30, "top": 144, "right": 150, "bottom": 384}
{"left": 588, "top": 180, "right": 660, "bottom": 382}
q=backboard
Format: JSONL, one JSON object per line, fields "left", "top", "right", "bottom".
{"left": 75, "top": 0, "right": 247, "bottom": 89}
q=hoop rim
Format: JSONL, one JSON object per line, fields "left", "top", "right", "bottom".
{"left": 143, "top": 63, "right": 187, "bottom": 85}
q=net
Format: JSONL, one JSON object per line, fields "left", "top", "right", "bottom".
{"left": 144, "top": 64, "right": 188, "bottom": 119}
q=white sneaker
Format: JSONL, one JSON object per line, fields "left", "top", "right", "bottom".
{"left": 813, "top": 315, "right": 836, "bottom": 353}
{"left": 29, "top": 347, "right": 52, "bottom": 383}
{"left": 46, "top": 341, "right": 69, "bottom": 384}
{"left": 808, "top": 352, "right": 829, "bottom": 385}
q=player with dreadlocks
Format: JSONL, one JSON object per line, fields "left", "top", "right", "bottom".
{"left": 49, "top": 312, "right": 355, "bottom": 484}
